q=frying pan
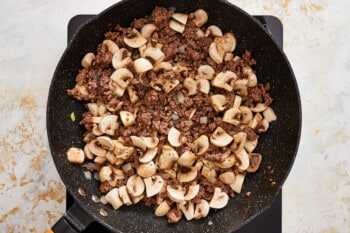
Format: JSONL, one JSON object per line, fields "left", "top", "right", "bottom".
{"left": 46, "top": 0, "right": 301, "bottom": 232}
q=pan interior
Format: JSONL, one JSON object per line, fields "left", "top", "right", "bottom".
{"left": 47, "top": 0, "right": 301, "bottom": 232}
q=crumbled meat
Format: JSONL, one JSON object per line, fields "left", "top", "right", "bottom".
{"left": 99, "top": 181, "right": 112, "bottom": 194}
{"left": 167, "top": 207, "right": 183, "bottom": 224}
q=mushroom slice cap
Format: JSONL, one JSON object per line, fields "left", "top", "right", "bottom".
{"left": 88, "top": 139, "right": 107, "bottom": 157}
{"left": 196, "top": 64, "right": 215, "bottom": 80}
{"left": 178, "top": 151, "right": 196, "bottom": 167}
{"left": 139, "top": 147, "right": 158, "bottom": 163}
{"left": 250, "top": 103, "right": 267, "bottom": 112}
{"left": 137, "top": 161, "right": 157, "bottom": 178}
{"left": 212, "top": 71, "right": 237, "bottom": 92}
{"left": 201, "top": 165, "right": 217, "bottom": 183}
{"left": 100, "top": 114, "right": 119, "bottom": 135}
{"left": 244, "top": 138, "right": 258, "bottom": 153}
{"left": 158, "top": 145, "right": 179, "bottom": 169}
{"left": 144, "top": 175, "right": 164, "bottom": 197}
{"left": 155, "top": 201, "right": 171, "bottom": 217}
{"left": 210, "top": 94, "right": 227, "bottom": 112}
{"left": 120, "top": 110, "right": 136, "bottom": 127}
{"left": 112, "top": 48, "right": 132, "bottom": 70}
{"left": 96, "top": 136, "right": 115, "bottom": 151}
{"left": 247, "top": 153, "right": 262, "bottom": 173}
{"left": 210, "top": 127, "right": 233, "bottom": 147}
{"left": 208, "top": 42, "right": 224, "bottom": 64}
{"left": 105, "top": 188, "right": 123, "bottom": 210}
{"left": 191, "top": 135, "right": 209, "bottom": 155}
{"left": 178, "top": 201, "right": 194, "bottom": 221}
{"left": 134, "top": 58, "right": 153, "bottom": 74}
{"left": 124, "top": 28, "right": 147, "bottom": 48}
{"left": 230, "top": 173, "right": 245, "bottom": 194}
{"left": 167, "top": 185, "right": 185, "bottom": 203}
{"left": 205, "top": 25, "right": 223, "bottom": 37}
{"left": 215, "top": 154, "right": 236, "bottom": 169}
{"left": 263, "top": 107, "right": 277, "bottom": 122}
{"left": 192, "top": 9, "right": 208, "bottom": 27}
{"left": 118, "top": 185, "right": 133, "bottom": 206}
{"left": 110, "top": 68, "right": 134, "bottom": 89}
{"left": 184, "top": 184, "right": 200, "bottom": 201}
{"left": 177, "top": 167, "right": 198, "bottom": 183}
{"left": 81, "top": 52, "right": 95, "bottom": 69}
{"left": 141, "top": 23, "right": 157, "bottom": 38}
{"left": 209, "top": 187, "right": 229, "bottom": 209}
{"left": 141, "top": 136, "right": 159, "bottom": 149}
{"left": 193, "top": 199, "right": 210, "bottom": 219}
{"left": 169, "top": 19, "right": 185, "bottom": 33}
{"left": 197, "top": 79, "right": 210, "bottom": 94}
{"left": 239, "top": 106, "right": 253, "bottom": 124}
{"left": 144, "top": 47, "right": 165, "bottom": 66}
{"left": 172, "top": 13, "right": 188, "bottom": 25}
{"left": 102, "top": 39, "right": 119, "bottom": 54}
{"left": 130, "top": 135, "right": 147, "bottom": 151}
{"left": 256, "top": 118, "right": 270, "bottom": 133}
{"left": 183, "top": 77, "right": 198, "bottom": 96}
{"left": 168, "top": 127, "right": 186, "bottom": 147}
{"left": 219, "top": 171, "right": 236, "bottom": 184}
{"left": 222, "top": 107, "right": 241, "bottom": 126}
{"left": 67, "top": 147, "right": 85, "bottom": 164}
{"left": 214, "top": 35, "right": 236, "bottom": 53}
{"left": 126, "top": 175, "right": 145, "bottom": 197}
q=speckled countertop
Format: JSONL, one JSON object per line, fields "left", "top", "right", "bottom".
{"left": 0, "top": 0, "right": 349, "bottom": 232}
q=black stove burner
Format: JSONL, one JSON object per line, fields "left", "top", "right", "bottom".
{"left": 66, "top": 14, "right": 283, "bottom": 233}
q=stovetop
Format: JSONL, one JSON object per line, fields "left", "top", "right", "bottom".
{"left": 66, "top": 14, "right": 283, "bottom": 233}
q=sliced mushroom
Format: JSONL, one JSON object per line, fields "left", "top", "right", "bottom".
{"left": 263, "top": 107, "right": 277, "bottom": 122}
{"left": 124, "top": 28, "right": 147, "bottom": 48}
{"left": 105, "top": 188, "right": 123, "bottom": 210}
{"left": 144, "top": 175, "right": 164, "bottom": 197}
{"left": 112, "top": 48, "right": 132, "bottom": 70}
{"left": 183, "top": 77, "right": 198, "bottom": 96}
{"left": 201, "top": 165, "right": 217, "bottom": 183}
{"left": 74, "top": 84, "right": 89, "bottom": 97}
{"left": 250, "top": 112, "right": 263, "bottom": 129}
{"left": 96, "top": 136, "right": 115, "bottom": 151}
{"left": 208, "top": 42, "right": 224, "bottom": 64}
{"left": 236, "top": 149, "right": 250, "bottom": 171}
{"left": 167, "top": 185, "right": 185, "bottom": 203}
{"left": 168, "top": 127, "right": 186, "bottom": 147}
{"left": 86, "top": 103, "right": 99, "bottom": 116}
{"left": 191, "top": 9, "right": 208, "bottom": 27}
{"left": 214, "top": 34, "right": 236, "bottom": 53}
{"left": 155, "top": 201, "right": 171, "bottom": 217}
{"left": 215, "top": 155, "right": 236, "bottom": 169}
{"left": 256, "top": 118, "right": 269, "bottom": 133}
{"left": 141, "top": 23, "right": 157, "bottom": 38}
{"left": 127, "top": 86, "right": 139, "bottom": 104}
{"left": 139, "top": 147, "right": 158, "bottom": 163}
{"left": 114, "top": 141, "right": 135, "bottom": 160}
{"left": 247, "top": 153, "right": 262, "bottom": 173}
{"left": 172, "top": 13, "right": 188, "bottom": 25}
{"left": 141, "top": 136, "right": 159, "bottom": 149}
{"left": 210, "top": 127, "right": 233, "bottom": 147}
{"left": 210, "top": 94, "right": 227, "bottom": 112}
{"left": 94, "top": 156, "right": 106, "bottom": 164}
{"left": 178, "top": 151, "right": 196, "bottom": 167}
{"left": 244, "top": 138, "right": 258, "bottom": 153}
{"left": 184, "top": 184, "right": 200, "bottom": 201}
{"left": 102, "top": 39, "right": 119, "bottom": 54}
{"left": 98, "top": 166, "right": 112, "bottom": 182}
{"left": 132, "top": 193, "right": 144, "bottom": 204}
{"left": 240, "top": 106, "right": 253, "bottom": 124}
{"left": 222, "top": 107, "right": 241, "bottom": 126}
{"left": 118, "top": 185, "right": 133, "bottom": 206}
{"left": 126, "top": 175, "right": 145, "bottom": 197}
{"left": 158, "top": 145, "right": 179, "bottom": 169}
{"left": 130, "top": 136, "right": 147, "bottom": 151}
{"left": 196, "top": 28, "right": 205, "bottom": 37}
{"left": 81, "top": 52, "right": 95, "bottom": 68}
{"left": 193, "top": 199, "right": 210, "bottom": 219}
{"left": 196, "top": 79, "right": 210, "bottom": 94}
{"left": 219, "top": 171, "right": 236, "bottom": 184}
{"left": 196, "top": 64, "right": 215, "bottom": 80}
{"left": 88, "top": 139, "right": 107, "bottom": 157}
{"left": 191, "top": 135, "right": 209, "bottom": 155}
{"left": 99, "top": 115, "right": 119, "bottom": 135}
{"left": 209, "top": 187, "right": 229, "bottom": 209}
{"left": 134, "top": 58, "right": 153, "bottom": 74}
{"left": 153, "top": 61, "right": 173, "bottom": 72}
{"left": 120, "top": 110, "right": 136, "bottom": 127}
{"left": 234, "top": 79, "right": 249, "bottom": 97}
{"left": 137, "top": 161, "right": 157, "bottom": 178}
{"left": 250, "top": 103, "right": 267, "bottom": 113}
{"left": 212, "top": 71, "right": 237, "bottom": 91}
{"left": 178, "top": 201, "right": 194, "bottom": 221}
{"left": 230, "top": 173, "right": 245, "bottom": 194}
{"left": 67, "top": 147, "right": 85, "bottom": 164}
{"left": 110, "top": 68, "right": 134, "bottom": 89}
{"left": 144, "top": 47, "right": 165, "bottom": 66}
{"left": 177, "top": 167, "right": 198, "bottom": 183}
{"left": 205, "top": 25, "right": 223, "bottom": 37}
{"left": 84, "top": 144, "right": 94, "bottom": 160}
{"left": 169, "top": 19, "right": 186, "bottom": 33}
{"left": 156, "top": 76, "right": 180, "bottom": 93}
{"left": 230, "top": 132, "right": 247, "bottom": 152}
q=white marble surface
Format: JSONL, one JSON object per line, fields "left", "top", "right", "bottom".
{"left": 1, "top": 0, "right": 349, "bottom": 232}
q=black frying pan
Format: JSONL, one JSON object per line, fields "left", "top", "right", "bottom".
{"left": 46, "top": 0, "right": 301, "bottom": 232}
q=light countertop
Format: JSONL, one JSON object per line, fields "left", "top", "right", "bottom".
{"left": 1, "top": 0, "right": 349, "bottom": 232}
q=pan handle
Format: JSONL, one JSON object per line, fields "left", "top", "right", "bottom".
{"left": 47, "top": 202, "right": 94, "bottom": 233}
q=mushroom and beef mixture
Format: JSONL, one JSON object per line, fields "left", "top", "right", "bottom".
{"left": 66, "top": 7, "right": 277, "bottom": 223}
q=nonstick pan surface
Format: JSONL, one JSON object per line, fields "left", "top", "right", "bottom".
{"left": 47, "top": 0, "right": 301, "bottom": 232}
